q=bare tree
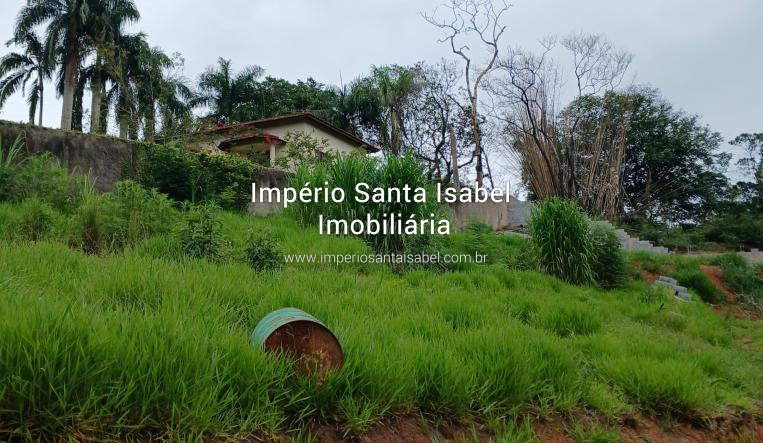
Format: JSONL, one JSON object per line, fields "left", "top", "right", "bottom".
{"left": 490, "top": 33, "right": 633, "bottom": 217}
{"left": 423, "top": 0, "right": 510, "bottom": 187}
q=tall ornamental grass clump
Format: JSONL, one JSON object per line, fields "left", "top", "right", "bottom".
{"left": 529, "top": 198, "right": 594, "bottom": 285}
{"left": 590, "top": 223, "right": 628, "bottom": 289}
{"left": 288, "top": 152, "right": 441, "bottom": 254}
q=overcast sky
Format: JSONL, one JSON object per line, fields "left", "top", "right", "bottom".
{"left": 1, "top": 0, "right": 761, "bottom": 180}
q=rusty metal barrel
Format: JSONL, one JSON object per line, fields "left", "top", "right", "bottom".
{"left": 251, "top": 307, "right": 344, "bottom": 378}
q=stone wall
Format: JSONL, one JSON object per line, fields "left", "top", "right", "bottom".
{"left": 507, "top": 196, "right": 531, "bottom": 227}
{"left": 249, "top": 167, "right": 292, "bottom": 215}
{"left": 448, "top": 199, "right": 510, "bottom": 231}
{"left": 0, "top": 120, "right": 138, "bottom": 191}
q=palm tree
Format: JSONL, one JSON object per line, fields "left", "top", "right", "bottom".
{"left": 0, "top": 31, "right": 53, "bottom": 125}
{"left": 15, "top": 0, "right": 94, "bottom": 130}
{"left": 105, "top": 32, "right": 146, "bottom": 138}
{"left": 87, "top": 0, "right": 139, "bottom": 133}
{"left": 134, "top": 47, "right": 193, "bottom": 140}
{"left": 194, "top": 58, "right": 263, "bottom": 124}
{"left": 14, "top": 0, "right": 139, "bottom": 131}
{"left": 345, "top": 65, "right": 421, "bottom": 155}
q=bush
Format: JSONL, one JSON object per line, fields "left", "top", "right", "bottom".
{"left": 14, "top": 197, "right": 60, "bottom": 242}
{"left": 529, "top": 198, "right": 594, "bottom": 284}
{"left": 178, "top": 204, "right": 229, "bottom": 261}
{"left": 68, "top": 195, "right": 124, "bottom": 254}
{"left": 704, "top": 214, "right": 763, "bottom": 248}
{"left": 0, "top": 134, "right": 25, "bottom": 193}
{"left": 671, "top": 268, "right": 724, "bottom": 304}
{"left": 111, "top": 180, "right": 177, "bottom": 244}
{"left": 134, "top": 143, "right": 255, "bottom": 211}
{"left": 1, "top": 153, "right": 86, "bottom": 212}
{"left": 716, "top": 253, "right": 763, "bottom": 307}
{"left": 289, "top": 152, "right": 441, "bottom": 254}
{"left": 243, "top": 230, "right": 283, "bottom": 272}
{"left": 590, "top": 224, "right": 627, "bottom": 289}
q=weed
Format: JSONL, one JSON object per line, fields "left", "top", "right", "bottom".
{"left": 178, "top": 204, "right": 229, "bottom": 261}
{"left": 244, "top": 230, "right": 283, "bottom": 272}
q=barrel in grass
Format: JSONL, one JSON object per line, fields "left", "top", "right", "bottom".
{"left": 251, "top": 307, "right": 344, "bottom": 379}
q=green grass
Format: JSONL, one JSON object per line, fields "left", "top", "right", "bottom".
{"left": 0, "top": 208, "right": 762, "bottom": 440}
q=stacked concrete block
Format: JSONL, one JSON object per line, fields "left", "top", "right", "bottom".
{"left": 592, "top": 220, "right": 669, "bottom": 255}
{"left": 741, "top": 248, "right": 763, "bottom": 264}
{"left": 653, "top": 276, "right": 692, "bottom": 301}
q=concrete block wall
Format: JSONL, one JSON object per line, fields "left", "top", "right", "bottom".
{"left": 592, "top": 220, "right": 669, "bottom": 254}
{"left": 741, "top": 248, "right": 763, "bottom": 264}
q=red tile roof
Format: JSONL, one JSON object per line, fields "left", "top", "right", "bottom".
{"left": 206, "top": 112, "right": 379, "bottom": 153}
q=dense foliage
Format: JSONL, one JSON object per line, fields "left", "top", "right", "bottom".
{"left": 133, "top": 142, "right": 255, "bottom": 211}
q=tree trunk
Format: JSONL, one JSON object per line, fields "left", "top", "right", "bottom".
{"left": 60, "top": 53, "right": 79, "bottom": 130}
{"left": 449, "top": 125, "right": 460, "bottom": 192}
{"left": 72, "top": 78, "right": 85, "bottom": 131}
{"left": 38, "top": 78, "right": 44, "bottom": 126}
{"left": 118, "top": 114, "right": 129, "bottom": 139}
{"left": 90, "top": 78, "right": 103, "bottom": 133}
{"left": 470, "top": 104, "right": 483, "bottom": 187}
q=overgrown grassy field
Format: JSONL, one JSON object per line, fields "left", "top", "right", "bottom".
{"left": 1, "top": 205, "right": 762, "bottom": 441}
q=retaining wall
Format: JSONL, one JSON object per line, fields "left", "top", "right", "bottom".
{"left": 0, "top": 120, "right": 138, "bottom": 191}
{"left": 249, "top": 167, "right": 292, "bottom": 215}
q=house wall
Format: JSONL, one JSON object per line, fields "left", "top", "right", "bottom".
{"left": 261, "top": 120, "right": 362, "bottom": 157}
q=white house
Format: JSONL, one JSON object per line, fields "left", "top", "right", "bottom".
{"left": 187, "top": 112, "right": 378, "bottom": 167}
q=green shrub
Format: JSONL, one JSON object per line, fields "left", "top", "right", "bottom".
{"left": 68, "top": 195, "right": 124, "bottom": 254}
{"left": 134, "top": 143, "right": 255, "bottom": 211}
{"left": 590, "top": 224, "right": 627, "bottom": 289}
{"left": 14, "top": 198, "right": 60, "bottom": 242}
{"left": 1, "top": 153, "right": 85, "bottom": 212}
{"left": 703, "top": 214, "right": 763, "bottom": 249}
{"left": 178, "top": 204, "right": 228, "bottom": 261}
{"left": 506, "top": 238, "right": 536, "bottom": 271}
{"left": 530, "top": 198, "right": 594, "bottom": 284}
{"left": 0, "top": 134, "right": 25, "bottom": 193}
{"left": 671, "top": 268, "right": 724, "bottom": 304}
{"left": 716, "top": 253, "right": 763, "bottom": 307}
{"left": 243, "top": 230, "right": 283, "bottom": 272}
{"left": 112, "top": 180, "right": 177, "bottom": 244}
{"left": 289, "top": 152, "right": 441, "bottom": 254}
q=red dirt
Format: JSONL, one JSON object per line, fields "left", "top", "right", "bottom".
{"left": 700, "top": 265, "right": 737, "bottom": 302}
{"left": 302, "top": 410, "right": 763, "bottom": 442}
{"left": 311, "top": 416, "right": 491, "bottom": 443}
{"left": 641, "top": 269, "right": 659, "bottom": 284}
{"left": 698, "top": 265, "right": 763, "bottom": 320}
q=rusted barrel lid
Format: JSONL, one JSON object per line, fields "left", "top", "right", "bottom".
{"left": 251, "top": 307, "right": 344, "bottom": 377}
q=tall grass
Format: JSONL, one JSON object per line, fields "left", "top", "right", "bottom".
{"left": 288, "top": 152, "right": 441, "bottom": 254}
{"left": 590, "top": 223, "right": 627, "bottom": 289}
{"left": 530, "top": 198, "right": 594, "bottom": 284}
{"left": 0, "top": 215, "right": 760, "bottom": 439}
